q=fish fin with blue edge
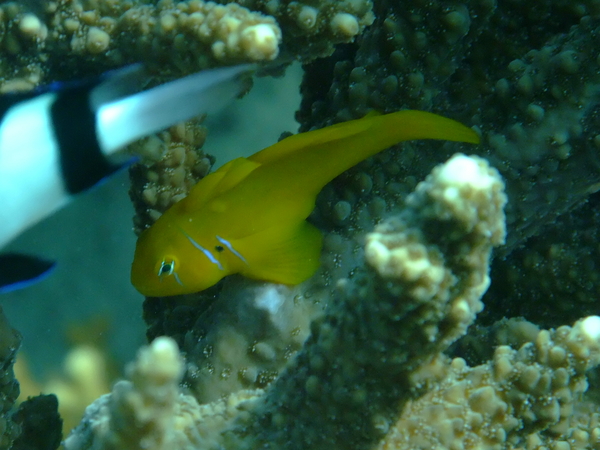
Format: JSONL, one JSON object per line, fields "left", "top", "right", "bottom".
{"left": 0, "top": 253, "right": 56, "bottom": 294}
{"left": 237, "top": 220, "right": 323, "bottom": 285}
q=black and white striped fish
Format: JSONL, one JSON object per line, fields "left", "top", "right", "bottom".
{"left": 0, "top": 64, "right": 251, "bottom": 293}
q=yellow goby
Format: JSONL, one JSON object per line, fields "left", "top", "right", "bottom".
{"left": 131, "top": 110, "right": 479, "bottom": 297}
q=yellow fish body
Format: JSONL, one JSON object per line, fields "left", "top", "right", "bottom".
{"left": 131, "top": 110, "right": 479, "bottom": 297}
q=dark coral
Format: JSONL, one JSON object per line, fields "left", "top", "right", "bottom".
{"left": 0, "top": 305, "right": 21, "bottom": 450}
{"left": 294, "top": 0, "right": 600, "bottom": 336}
{"left": 130, "top": 0, "right": 600, "bottom": 412}
{"left": 299, "top": 0, "right": 600, "bottom": 253}
{"left": 482, "top": 191, "right": 600, "bottom": 328}
{"left": 11, "top": 395, "right": 62, "bottom": 450}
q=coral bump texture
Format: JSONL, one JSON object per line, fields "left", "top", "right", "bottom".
{"left": 64, "top": 154, "right": 507, "bottom": 450}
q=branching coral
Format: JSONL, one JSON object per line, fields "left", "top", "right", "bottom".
{"left": 379, "top": 316, "right": 600, "bottom": 450}
{"left": 119, "top": 2, "right": 600, "bottom": 447}
{"left": 299, "top": 0, "right": 600, "bottom": 253}
{"left": 64, "top": 313, "right": 600, "bottom": 450}
{"left": 485, "top": 195, "right": 600, "bottom": 328}
{"left": 213, "top": 0, "right": 375, "bottom": 60}
{"left": 293, "top": 0, "right": 600, "bottom": 335}
{"left": 0, "top": 0, "right": 375, "bottom": 88}
{"left": 128, "top": 120, "right": 213, "bottom": 234}
{"left": 64, "top": 335, "right": 262, "bottom": 450}
{"left": 2, "top": 0, "right": 600, "bottom": 447}
{"left": 224, "top": 154, "right": 506, "bottom": 449}
{"left": 64, "top": 153, "right": 507, "bottom": 449}
{"left": 0, "top": 0, "right": 282, "bottom": 83}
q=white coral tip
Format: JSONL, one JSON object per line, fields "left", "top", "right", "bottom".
{"left": 580, "top": 316, "right": 600, "bottom": 343}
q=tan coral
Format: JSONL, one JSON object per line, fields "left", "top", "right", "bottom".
{"left": 0, "top": 0, "right": 284, "bottom": 90}
{"left": 204, "top": 0, "right": 375, "bottom": 60}
{"left": 64, "top": 153, "right": 507, "bottom": 450}
{"left": 212, "top": 154, "right": 506, "bottom": 449}
{"left": 63, "top": 336, "right": 264, "bottom": 450}
{"left": 128, "top": 120, "right": 212, "bottom": 233}
{"left": 379, "top": 316, "right": 600, "bottom": 450}
{"left": 62, "top": 316, "right": 600, "bottom": 450}
{"left": 54, "top": 0, "right": 282, "bottom": 64}
{"left": 63, "top": 316, "right": 600, "bottom": 450}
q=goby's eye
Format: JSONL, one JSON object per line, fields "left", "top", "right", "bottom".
{"left": 158, "top": 259, "right": 175, "bottom": 277}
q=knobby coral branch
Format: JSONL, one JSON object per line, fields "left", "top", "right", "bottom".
{"left": 64, "top": 153, "right": 510, "bottom": 450}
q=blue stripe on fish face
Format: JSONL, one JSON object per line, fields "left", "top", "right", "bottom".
{"left": 49, "top": 84, "right": 118, "bottom": 195}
